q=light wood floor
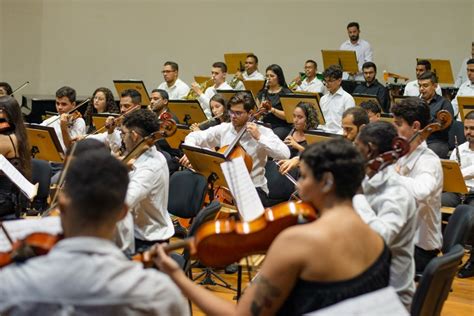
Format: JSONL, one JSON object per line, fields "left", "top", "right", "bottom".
{"left": 189, "top": 254, "right": 474, "bottom": 316}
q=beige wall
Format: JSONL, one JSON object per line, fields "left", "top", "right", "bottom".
{"left": 1, "top": 0, "right": 473, "bottom": 97}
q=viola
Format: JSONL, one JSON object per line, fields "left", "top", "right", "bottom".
{"left": 134, "top": 200, "right": 317, "bottom": 268}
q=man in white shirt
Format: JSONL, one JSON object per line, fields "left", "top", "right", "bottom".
{"left": 120, "top": 109, "right": 174, "bottom": 253}
{"left": 41, "top": 86, "right": 86, "bottom": 152}
{"left": 452, "top": 58, "right": 474, "bottom": 117}
{"left": 392, "top": 98, "right": 443, "bottom": 274}
{"left": 157, "top": 61, "right": 190, "bottom": 100}
{"left": 403, "top": 60, "right": 442, "bottom": 97}
{"left": 180, "top": 92, "right": 290, "bottom": 206}
{"left": 319, "top": 65, "right": 356, "bottom": 134}
{"left": 341, "top": 106, "right": 369, "bottom": 142}
{"left": 0, "top": 151, "right": 187, "bottom": 316}
{"left": 294, "top": 59, "right": 326, "bottom": 94}
{"left": 232, "top": 54, "right": 265, "bottom": 90}
{"left": 192, "top": 62, "right": 233, "bottom": 118}
{"left": 454, "top": 42, "right": 474, "bottom": 88}
{"left": 339, "top": 22, "right": 373, "bottom": 81}
{"left": 353, "top": 121, "right": 417, "bottom": 309}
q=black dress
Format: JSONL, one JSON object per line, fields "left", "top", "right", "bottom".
{"left": 276, "top": 244, "right": 391, "bottom": 316}
{"left": 257, "top": 87, "right": 293, "bottom": 140}
{"left": 0, "top": 135, "right": 22, "bottom": 218}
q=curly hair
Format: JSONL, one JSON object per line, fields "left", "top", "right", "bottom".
{"left": 295, "top": 102, "right": 319, "bottom": 130}
{"left": 122, "top": 109, "right": 160, "bottom": 138}
{"left": 84, "top": 87, "right": 119, "bottom": 129}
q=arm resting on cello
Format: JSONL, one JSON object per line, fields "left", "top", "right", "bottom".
{"left": 184, "top": 124, "right": 223, "bottom": 150}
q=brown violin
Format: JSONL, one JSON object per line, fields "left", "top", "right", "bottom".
{"left": 408, "top": 109, "right": 452, "bottom": 144}
{"left": 367, "top": 136, "right": 410, "bottom": 173}
{"left": 45, "top": 98, "right": 90, "bottom": 127}
{"left": 134, "top": 200, "right": 316, "bottom": 268}
{"left": 89, "top": 104, "right": 141, "bottom": 136}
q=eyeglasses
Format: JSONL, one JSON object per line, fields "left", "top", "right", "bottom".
{"left": 229, "top": 110, "right": 246, "bottom": 117}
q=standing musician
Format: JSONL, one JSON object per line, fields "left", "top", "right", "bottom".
{"left": 154, "top": 139, "right": 390, "bottom": 315}
{"left": 180, "top": 92, "right": 290, "bottom": 207}
{"left": 452, "top": 58, "right": 474, "bottom": 118}
{"left": 41, "top": 86, "right": 86, "bottom": 152}
{"left": 192, "top": 61, "right": 233, "bottom": 118}
{"left": 339, "top": 22, "right": 373, "bottom": 80}
{"left": 392, "top": 97, "right": 443, "bottom": 274}
{"left": 294, "top": 60, "right": 326, "bottom": 94}
{"left": 353, "top": 121, "right": 417, "bottom": 309}
{"left": 84, "top": 87, "right": 119, "bottom": 133}
{"left": 353, "top": 62, "right": 390, "bottom": 113}
{"left": 0, "top": 96, "right": 31, "bottom": 219}
{"left": 190, "top": 94, "right": 229, "bottom": 132}
{"left": 341, "top": 106, "right": 369, "bottom": 142}
{"left": 403, "top": 60, "right": 442, "bottom": 97}
{"left": 156, "top": 61, "right": 190, "bottom": 100}
{"left": 256, "top": 64, "right": 293, "bottom": 140}
{"left": 0, "top": 82, "right": 13, "bottom": 97}
{"left": 0, "top": 151, "right": 187, "bottom": 315}
{"left": 116, "top": 109, "right": 174, "bottom": 254}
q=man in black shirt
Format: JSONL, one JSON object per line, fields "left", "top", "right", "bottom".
{"left": 353, "top": 62, "right": 390, "bottom": 113}
{"left": 419, "top": 71, "right": 454, "bottom": 158}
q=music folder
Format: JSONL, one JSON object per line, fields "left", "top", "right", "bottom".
{"left": 26, "top": 124, "right": 64, "bottom": 162}
{"left": 224, "top": 52, "right": 252, "bottom": 74}
{"left": 304, "top": 130, "right": 342, "bottom": 145}
{"left": 441, "top": 160, "right": 469, "bottom": 194}
{"left": 280, "top": 94, "right": 326, "bottom": 126}
{"left": 165, "top": 124, "right": 192, "bottom": 149}
{"left": 243, "top": 80, "right": 265, "bottom": 98}
{"left": 167, "top": 100, "right": 207, "bottom": 126}
{"left": 352, "top": 93, "right": 380, "bottom": 107}
{"left": 321, "top": 50, "right": 358, "bottom": 74}
{"left": 113, "top": 79, "right": 150, "bottom": 106}
{"left": 216, "top": 89, "right": 256, "bottom": 104}
{"left": 457, "top": 96, "right": 474, "bottom": 122}
{"left": 92, "top": 113, "right": 119, "bottom": 131}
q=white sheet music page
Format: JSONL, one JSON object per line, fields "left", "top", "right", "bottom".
{"left": 0, "top": 216, "right": 62, "bottom": 252}
{"left": 0, "top": 154, "right": 38, "bottom": 200}
{"left": 220, "top": 156, "right": 265, "bottom": 221}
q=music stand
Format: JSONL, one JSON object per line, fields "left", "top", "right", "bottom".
{"left": 243, "top": 80, "right": 265, "bottom": 98}
{"left": 379, "top": 113, "right": 395, "bottom": 123}
{"left": 352, "top": 94, "right": 380, "bottom": 107}
{"left": 167, "top": 100, "right": 207, "bottom": 126}
{"left": 26, "top": 124, "right": 64, "bottom": 162}
{"left": 165, "top": 124, "right": 191, "bottom": 149}
{"left": 457, "top": 96, "right": 474, "bottom": 122}
{"left": 280, "top": 94, "right": 326, "bottom": 126}
{"left": 216, "top": 90, "right": 255, "bottom": 104}
{"left": 321, "top": 50, "right": 358, "bottom": 73}
{"left": 224, "top": 53, "right": 251, "bottom": 74}
{"left": 304, "top": 130, "right": 341, "bottom": 145}
{"left": 113, "top": 79, "right": 150, "bottom": 106}
{"left": 417, "top": 58, "right": 454, "bottom": 85}
{"left": 393, "top": 95, "right": 408, "bottom": 105}
{"left": 92, "top": 113, "right": 119, "bottom": 131}
{"left": 194, "top": 76, "right": 211, "bottom": 84}
{"left": 441, "top": 160, "right": 469, "bottom": 194}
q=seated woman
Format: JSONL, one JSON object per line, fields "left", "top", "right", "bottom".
{"left": 0, "top": 82, "right": 13, "bottom": 97}
{"left": 0, "top": 96, "right": 31, "bottom": 219}
{"left": 153, "top": 139, "right": 391, "bottom": 315}
{"left": 257, "top": 64, "right": 293, "bottom": 140}
{"left": 284, "top": 102, "right": 319, "bottom": 158}
{"left": 190, "top": 94, "right": 230, "bottom": 131}
{"left": 84, "top": 87, "right": 119, "bottom": 133}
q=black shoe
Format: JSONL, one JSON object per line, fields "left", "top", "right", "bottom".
{"left": 172, "top": 219, "right": 188, "bottom": 239}
{"left": 458, "top": 260, "right": 474, "bottom": 278}
{"left": 225, "top": 263, "right": 239, "bottom": 274}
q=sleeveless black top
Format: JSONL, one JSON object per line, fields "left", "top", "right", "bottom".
{"left": 276, "top": 244, "right": 391, "bottom": 316}
{"left": 0, "top": 134, "right": 22, "bottom": 218}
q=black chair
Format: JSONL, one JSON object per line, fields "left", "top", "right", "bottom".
{"left": 29, "top": 159, "right": 52, "bottom": 213}
{"left": 265, "top": 160, "right": 297, "bottom": 206}
{"left": 442, "top": 204, "right": 474, "bottom": 254}
{"left": 448, "top": 120, "right": 465, "bottom": 150}
{"left": 411, "top": 244, "right": 465, "bottom": 316}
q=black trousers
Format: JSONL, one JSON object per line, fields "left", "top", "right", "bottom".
{"left": 415, "top": 246, "right": 440, "bottom": 274}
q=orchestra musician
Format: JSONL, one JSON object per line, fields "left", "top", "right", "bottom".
{"left": 341, "top": 107, "right": 369, "bottom": 142}
{"left": 452, "top": 58, "right": 474, "bottom": 118}
{"left": 283, "top": 102, "right": 319, "bottom": 158}
{"left": 403, "top": 60, "right": 442, "bottom": 97}
{"left": 84, "top": 87, "right": 119, "bottom": 133}
{"left": 454, "top": 42, "right": 474, "bottom": 88}
{"left": 353, "top": 62, "right": 390, "bottom": 113}
{"left": 0, "top": 151, "right": 187, "bottom": 315}
{"left": 232, "top": 54, "right": 265, "bottom": 90}
{"left": 360, "top": 100, "right": 382, "bottom": 122}
{"left": 149, "top": 89, "right": 179, "bottom": 123}
{"left": 190, "top": 94, "right": 229, "bottom": 132}
{"left": 294, "top": 60, "right": 326, "bottom": 94}
{"left": 0, "top": 96, "right": 31, "bottom": 220}
{"left": 0, "top": 82, "right": 13, "bottom": 97}
{"left": 156, "top": 61, "right": 190, "bottom": 100}
{"left": 153, "top": 139, "right": 390, "bottom": 315}
{"left": 339, "top": 22, "right": 373, "bottom": 80}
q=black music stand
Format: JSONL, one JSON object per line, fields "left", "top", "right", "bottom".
{"left": 168, "top": 100, "right": 207, "bottom": 126}
{"left": 280, "top": 94, "right": 326, "bottom": 126}
{"left": 113, "top": 79, "right": 151, "bottom": 106}
{"left": 304, "top": 130, "right": 342, "bottom": 145}
{"left": 26, "top": 124, "right": 64, "bottom": 162}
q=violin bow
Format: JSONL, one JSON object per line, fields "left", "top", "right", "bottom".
{"left": 45, "top": 98, "right": 91, "bottom": 126}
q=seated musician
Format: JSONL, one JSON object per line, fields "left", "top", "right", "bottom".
{"left": 353, "top": 121, "right": 417, "bottom": 309}
{"left": 284, "top": 102, "right": 319, "bottom": 158}
{"left": 0, "top": 96, "right": 31, "bottom": 219}
{"left": 116, "top": 109, "right": 174, "bottom": 254}
{"left": 232, "top": 54, "right": 265, "bottom": 90}
{"left": 154, "top": 139, "right": 390, "bottom": 315}
{"left": 83, "top": 87, "right": 119, "bottom": 133}
{"left": 403, "top": 59, "right": 442, "bottom": 97}
{"left": 360, "top": 100, "right": 382, "bottom": 122}
{"left": 353, "top": 62, "right": 390, "bottom": 113}
{"left": 157, "top": 61, "right": 190, "bottom": 100}
{"left": 392, "top": 97, "right": 443, "bottom": 274}
{"left": 452, "top": 58, "right": 474, "bottom": 118}
{"left": 418, "top": 71, "right": 454, "bottom": 159}
{"left": 294, "top": 60, "right": 326, "bottom": 94}
{"left": 319, "top": 65, "right": 356, "bottom": 134}
{"left": 342, "top": 106, "right": 369, "bottom": 142}
{"left": 454, "top": 42, "right": 474, "bottom": 88}
{"left": 0, "top": 151, "right": 187, "bottom": 315}
{"left": 0, "top": 82, "right": 13, "bottom": 96}
{"left": 256, "top": 64, "right": 293, "bottom": 140}
{"left": 40, "top": 86, "right": 86, "bottom": 152}
{"left": 192, "top": 61, "right": 233, "bottom": 118}
{"left": 149, "top": 89, "right": 179, "bottom": 123}
{"left": 442, "top": 110, "right": 474, "bottom": 278}
{"left": 180, "top": 92, "right": 290, "bottom": 207}
{"left": 190, "top": 94, "right": 229, "bottom": 132}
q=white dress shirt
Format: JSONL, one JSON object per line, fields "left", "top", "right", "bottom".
{"left": 396, "top": 142, "right": 443, "bottom": 251}
{"left": 353, "top": 166, "right": 417, "bottom": 309}
{"left": 157, "top": 78, "right": 190, "bottom": 100}
{"left": 197, "top": 82, "right": 233, "bottom": 118}
{"left": 184, "top": 122, "right": 290, "bottom": 193}
{"left": 41, "top": 116, "right": 86, "bottom": 152}
{"left": 403, "top": 80, "right": 442, "bottom": 97}
{"left": 87, "top": 129, "right": 122, "bottom": 153}
{"left": 339, "top": 39, "right": 373, "bottom": 80}
{"left": 452, "top": 80, "right": 474, "bottom": 119}
{"left": 0, "top": 237, "right": 188, "bottom": 316}
{"left": 296, "top": 77, "right": 326, "bottom": 94}
{"left": 455, "top": 57, "right": 470, "bottom": 88}
{"left": 450, "top": 141, "right": 474, "bottom": 190}
{"left": 243, "top": 70, "right": 265, "bottom": 80}
{"left": 319, "top": 87, "right": 355, "bottom": 134}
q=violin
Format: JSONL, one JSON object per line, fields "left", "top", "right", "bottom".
{"left": 134, "top": 200, "right": 316, "bottom": 268}
{"left": 408, "top": 110, "right": 452, "bottom": 145}
{"left": 45, "top": 98, "right": 90, "bottom": 127}
{"left": 66, "top": 111, "right": 82, "bottom": 127}
{"left": 88, "top": 104, "right": 141, "bottom": 137}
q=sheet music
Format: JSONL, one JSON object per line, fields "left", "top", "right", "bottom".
{"left": 0, "top": 154, "right": 38, "bottom": 200}
{"left": 0, "top": 217, "right": 62, "bottom": 252}
{"left": 220, "top": 157, "right": 265, "bottom": 221}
